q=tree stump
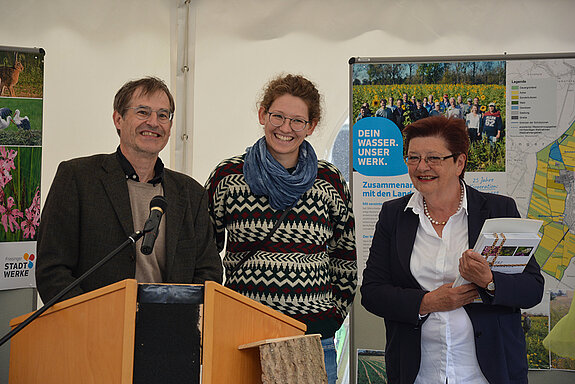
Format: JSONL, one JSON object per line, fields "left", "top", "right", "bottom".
{"left": 238, "top": 334, "right": 328, "bottom": 384}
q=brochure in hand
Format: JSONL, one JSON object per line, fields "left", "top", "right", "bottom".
{"left": 453, "top": 218, "right": 543, "bottom": 288}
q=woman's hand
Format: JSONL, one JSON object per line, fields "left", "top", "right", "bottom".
{"left": 419, "top": 283, "right": 478, "bottom": 315}
{"left": 459, "top": 249, "right": 493, "bottom": 289}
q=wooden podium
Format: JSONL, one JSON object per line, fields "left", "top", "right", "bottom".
{"left": 8, "top": 279, "right": 306, "bottom": 383}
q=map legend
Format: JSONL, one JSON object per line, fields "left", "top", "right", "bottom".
{"left": 507, "top": 78, "right": 557, "bottom": 136}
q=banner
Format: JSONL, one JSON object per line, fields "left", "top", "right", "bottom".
{"left": 0, "top": 242, "right": 37, "bottom": 290}
{"left": 350, "top": 54, "right": 575, "bottom": 372}
{"left": 0, "top": 46, "right": 44, "bottom": 290}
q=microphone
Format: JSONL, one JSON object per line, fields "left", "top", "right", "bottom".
{"left": 140, "top": 195, "right": 168, "bottom": 255}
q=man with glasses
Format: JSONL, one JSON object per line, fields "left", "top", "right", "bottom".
{"left": 36, "top": 77, "right": 223, "bottom": 303}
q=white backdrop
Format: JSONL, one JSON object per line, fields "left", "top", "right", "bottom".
{"left": 1, "top": 0, "right": 575, "bottom": 382}
{"left": 190, "top": 0, "right": 575, "bottom": 184}
{"left": 0, "top": 0, "right": 174, "bottom": 199}
{"left": 1, "top": 0, "right": 574, "bottom": 197}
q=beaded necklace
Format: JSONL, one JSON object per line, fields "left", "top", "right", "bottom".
{"left": 423, "top": 183, "right": 464, "bottom": 226}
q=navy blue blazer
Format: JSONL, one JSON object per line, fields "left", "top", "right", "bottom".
{"left": 361, "top": 185, "right": 544, "bottom": 384}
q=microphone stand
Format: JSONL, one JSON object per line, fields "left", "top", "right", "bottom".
{"left": 0, "top": 230, "right": 145, "bottom": 347}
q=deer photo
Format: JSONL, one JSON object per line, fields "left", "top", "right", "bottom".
{"left": 0, "top": 58, "right": 24, "bottom": 97}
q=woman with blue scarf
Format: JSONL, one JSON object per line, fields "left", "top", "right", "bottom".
{"left": 205, "top": 74, "right": 357, "bottom": 384}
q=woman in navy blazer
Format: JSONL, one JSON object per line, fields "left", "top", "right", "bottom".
{"left": 361, "top": 116, "right": 544, "bottom": 384}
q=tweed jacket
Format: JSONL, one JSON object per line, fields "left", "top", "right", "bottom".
{"left": 36, "top": 153, "right": 222, "bottom": 302}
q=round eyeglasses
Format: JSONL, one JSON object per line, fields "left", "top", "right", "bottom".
{"left": 126, "top": 106, "right": 173, "bottom": 123}
{"left": 267, "top": 112, "right": 309, "bottom": 132}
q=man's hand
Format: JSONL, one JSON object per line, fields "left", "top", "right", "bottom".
{"left": 459, "top": 249, "right": 493, "bottom": 289}
{"left": 419, "top": 283, "right": 479, "bottom": 315}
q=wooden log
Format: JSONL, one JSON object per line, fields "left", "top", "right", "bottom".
{"left": 239, "top": 334, "right": 327, "bottom": 384}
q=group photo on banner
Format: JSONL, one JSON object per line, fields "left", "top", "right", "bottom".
{"left": 353, "top": 61, "right": 506, "bottom": 174}
{"left": 350, "top": 56, "right": 575, "bottom": 382}
{"left": 0, "top": 47, "right": 44, "bottom": 290}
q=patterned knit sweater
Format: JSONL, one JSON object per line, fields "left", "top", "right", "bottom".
{"left": 205, "top": 154, "right": 357, "bottom": 339}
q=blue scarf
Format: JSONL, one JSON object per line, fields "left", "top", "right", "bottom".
{"left": 243, "top": 137, "right": 318, "bottom": 210}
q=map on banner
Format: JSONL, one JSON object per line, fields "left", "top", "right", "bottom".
{"left": 350, "top": 54, "right": 575, "bottom": 372}
{"left": 506, "top": 59, "right": 575, "bottom": 290}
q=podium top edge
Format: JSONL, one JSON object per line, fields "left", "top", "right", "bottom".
{"left": 10, "top": 279, "right": 138, "bottom": 326}
{"left": 138, "top": 284, "right": 204, "bottom": 305}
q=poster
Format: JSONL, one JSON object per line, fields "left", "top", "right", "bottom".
{"left": 0, "top": 46, "right": 44, "bottom": 290}
{"left": 351, "top": 54, "right": 575, "bottom": 372}
{"left": 357, "top": 349, "right": 386, "bottom": 384}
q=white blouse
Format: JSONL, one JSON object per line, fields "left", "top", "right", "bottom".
{"left": 406, "top": 186, "right": 489, "bottom": 384}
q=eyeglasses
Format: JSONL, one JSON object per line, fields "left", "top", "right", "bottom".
{"left": 404, "top": 153, "right": 459, "bottom": 166}
{"left": 126, "top": 106, "right": 173, "bottom": 123}
{"left": 267, "top": 112, "right": 309, "bottom": 132}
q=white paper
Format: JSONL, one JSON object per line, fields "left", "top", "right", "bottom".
{"left": 453, "top": 218, "right": 543, "bottom": 288}
{"left": 479, "top": 218, "right": 544, "bottom": 234}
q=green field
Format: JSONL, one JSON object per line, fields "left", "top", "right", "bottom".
{"left": 526, "top": 315, "right": 550, "bottom": 369}
{"left": 358, "top": 354, "right": 387, "bottom": 384}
